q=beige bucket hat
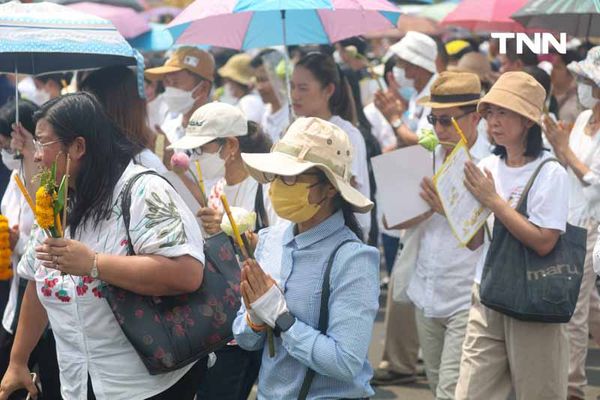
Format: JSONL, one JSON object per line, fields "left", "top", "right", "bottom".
{"left": 477, "top": 71, "right": 546, "bottom": 125}
{"left": 218, "top": 53, "right": 254, "bottom": 86}
{"left": 241, "top": 117, "right": 373, "bottom": 213}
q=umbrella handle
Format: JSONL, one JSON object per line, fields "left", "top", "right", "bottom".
{"left": 281, "top": 10, "right": 294, "bottom": 124}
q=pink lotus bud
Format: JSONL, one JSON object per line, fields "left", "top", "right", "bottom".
{"left": 170, "top": 152, "right": 190, "bottom": 175}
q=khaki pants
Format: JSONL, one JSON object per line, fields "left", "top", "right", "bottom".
{"left": 415, "top": 308, "right": 469, "bottom": 400}
{"left": 378, "top": 277, "right": 420, "bottom": 374}
{"left": 455, "top": 285, "right": 568, "bottom": 400}
{"left": 568, "top": 221, "right": 600, "bottom": 399}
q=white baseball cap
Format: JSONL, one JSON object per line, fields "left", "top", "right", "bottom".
{"left": 168, "top": 102, "right": 248, "bottom": 150}
{"left": 389, "top": 31, "right": 438, "bottom": 74}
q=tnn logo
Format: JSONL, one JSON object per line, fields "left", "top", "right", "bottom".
{"left": 491, "top": 32, "right": 567, "bottom": 55}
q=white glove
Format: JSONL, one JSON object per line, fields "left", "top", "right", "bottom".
{"left": 251, "top": 284, "right": 288, "bottom": 328}
{"left": 246, "top": 308, "right": 265, "bottom": 326}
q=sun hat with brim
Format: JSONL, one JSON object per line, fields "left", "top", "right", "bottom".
{"left": 389, "top": 31, "right": 438, "bottom": 74}
{"left": 144, "top": 46, "right": 215, "bottom": 82}
{"left": 567, "top": 45, "right": 600, "bottom": 88}
{"left": 218, "top": 53, "right": 254, "bottom": 87}
{"left": 447, "top": 52, "right": 497, "bottom": 85}
{"left": 167, "top": 102, "right": 248, "bottom": 150}
{"left": 477, "top": 71, "right": 546, "bottom": 125}
{"left": 418, "top": 71, "right": 481, "bottom": 109}
{"left": 241, "top": 117, "right": 373, "bottom": 213}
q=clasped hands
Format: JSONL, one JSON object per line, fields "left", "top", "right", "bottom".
{"left": 241, "top": 259, "right": 288, "bottom": 329}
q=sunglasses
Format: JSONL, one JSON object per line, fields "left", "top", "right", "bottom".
{"left": 427, "top": 111, "right": 473, "bottom": 127}
{"left": 264, "top": 172, "right": 325, "bottom": 186}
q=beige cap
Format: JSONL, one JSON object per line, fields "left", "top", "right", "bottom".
{"left": 242, "top": 117, "right": 373, "bottom": 213}
{"left": 167, "top": 102, "right": 248, "bottom": 150}
{"left": 145, "top": 47, "right": 215, "bottom": 82}
{"left": 218, "top": 53, "right": 254, "bottom": 86}
{"left": 477, "top": 71, "right": 546, "bottom": 125}
{"left": 448, "top": 52, "right": 497, "bottom": 85}
{"left": 418, "top": 71, "right": 481, "bottom": 109}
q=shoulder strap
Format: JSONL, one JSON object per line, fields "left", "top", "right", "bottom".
{"left": 515, "top": 157, "right": 561, "bottom": 211}
{"left": 297, "top": 239, "right": 359, "bottom": 400}
{"left": 120, "top": 170, "right": 172, "bottom": 256}
{"left": 254, "top": 183, "right": 269, "bottom": 232}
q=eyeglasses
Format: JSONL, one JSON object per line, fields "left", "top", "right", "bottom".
{"left": 427, "top": 111, "right": 473, "bottom": 127}
{"left": 33, "top": 138, "right": 62, "bottom": 153}
{"left": 191, "top": 143, "right": 223, "bottom": 157}
{"left": 264, "top": 172, "right": 325, "bottom": 186}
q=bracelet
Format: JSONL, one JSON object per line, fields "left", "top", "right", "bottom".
{"left": 246, "top": 313, "right": 266, "bottom": 332}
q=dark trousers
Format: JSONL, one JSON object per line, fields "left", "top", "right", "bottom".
{"left": 87, "top": 356, "right": 207, "bottom": 400}
{"left": 0, "top": 328, "right": 62, "bottom": 400}
{"left": 381, "top": 233, "right": 401, "bottom": 275}
{"left": 196, "top": 345, "right": 261, "bottom": 400}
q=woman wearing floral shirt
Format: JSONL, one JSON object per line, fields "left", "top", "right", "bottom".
{"left": 0, "top": 93, "right": 206, "bottom": 400}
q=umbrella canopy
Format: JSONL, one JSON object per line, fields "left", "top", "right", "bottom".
{"left": 167, "top": 0, "right": 402, "bottom": 50}
{"left": 512, "top": 0, "right": 600, "bottom": 39}
{"left": 129, "top": 23, "right": 173, "bottom": 51}
{"left": 46, "top": 0, "right": 145, "bottom": 12}
{"left": 0, "top": 1, "right": 141, "bottom": 75}
{"left": 68, "top": 2, "right": 150, "bottom": 39}
{"left": 441, "top": 0, "right": 530, "bottom": 32}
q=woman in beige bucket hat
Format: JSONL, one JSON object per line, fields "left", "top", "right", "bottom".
{"left": 455, "top": 71, "right": 571, "bottom": 399}
{"left": 232, "top": 117, "right": 380, "bottom": 399}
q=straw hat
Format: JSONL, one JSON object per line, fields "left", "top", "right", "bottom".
{"left": 567, "top": 45, "right": 600, "bottom": 88}
{"left": 218, "top": 53, "right": 254, "bottom": 86}
{"left": 389, "top": 31, "right": 438, "bottom": 74}
{"left": 448, "top": 52, "right": 496, "bottom": 85}
{"left": 477, "top": 71, "right": 546, "bottom": 125}
{"left": 168, "top": 102, "right": 248, "bottom": 150}
{"left": 145, "top": 47, "right": 215, "bottom": 82}
{"left": 242, "top": 117, "right": 373, "bottom": 213}
{"left": 417, "top": 71, "right": 481, "bottom": 109}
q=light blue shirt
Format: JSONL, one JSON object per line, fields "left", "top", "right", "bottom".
{"left": 233, "top": 211, "right": 380, "bottom": 399}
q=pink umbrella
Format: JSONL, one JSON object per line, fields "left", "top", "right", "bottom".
{"left": 68, "top": 2, "right": 150, "bottom": 38}
{"left": 441, "top": 0, "right": 530, "bottom": 32}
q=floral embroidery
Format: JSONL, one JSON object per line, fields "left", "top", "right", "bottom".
{"left": 144, "top": 192, "right": 187, "bottom": 248}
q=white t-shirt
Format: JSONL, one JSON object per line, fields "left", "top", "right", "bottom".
{"left": 237, "top": 92, "right": 266, "bottom": 124}
{"left": 566, "top": 110, "right": 600, "bottom": 226}
{"left": 407, "top": 74, "right": 436, "bottom": 135}
{"left": 207, "top": 176, "right": 279, "bottom": 230}
{"left": 473, "top": 151, "right": 569, "bottom": 283}
{"left": 261, "top": 102, "right": 290, "bottom": 144}
{"left": 329, "top": 115, "right": 371, "bottom": 239}
{"left": 363, "top": 102, "right": 396, "bottom": 150}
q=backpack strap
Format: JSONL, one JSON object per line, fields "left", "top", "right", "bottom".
{"left": 254, "top": 183, "right": 269, "bottom": 232}
{"left": 120, "top": 170, "right": 172, "bottom": 256}
{"left": 515, "top": 157, "right": 561, "bottom": 212}
{"left": 297, "top": 239, "right": 359, "bottom": 400}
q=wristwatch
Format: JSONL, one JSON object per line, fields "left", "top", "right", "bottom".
{"left": 390, "top": 118, "right": 403, "bottom": 129}
{"left": 90, "top": 253, "right": 99, "bottom": 279}
{"left": 274, "top": 311, "right": 296, "bottom": 337}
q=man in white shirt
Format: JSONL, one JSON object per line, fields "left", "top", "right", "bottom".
{"left": 374, "top": 31, "right": 438, "bottom": 149}
{"left": 145, "top": 47, "right": 215, "bottom": 157}
{"left": 250, "top": 49, "right": 290, "bottom": 143}
{"left": 391, "top": 72, "right": 490, "bottom": 399}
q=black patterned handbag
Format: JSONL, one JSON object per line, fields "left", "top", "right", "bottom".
{"left": 104, "top": 171, "right": 242, "bottom": 374}
{"left": 479, "top": 158, "right": 587, "bottom": 323}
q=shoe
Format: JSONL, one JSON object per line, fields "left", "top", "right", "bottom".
{"left": 371, "top": 368, "right": 417, "bottom": 386}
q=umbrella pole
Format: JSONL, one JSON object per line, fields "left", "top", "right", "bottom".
{"left": 281, "top": 9, "right": 294, "bottom": 123}
{"left": 14, "top": 64, "right": 22, "bottom": 161}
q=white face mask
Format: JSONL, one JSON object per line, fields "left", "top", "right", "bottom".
{"left": 393, "top": 66, "right": 417, "bottom": 101}
{"left": 33, "top": 88, "right": 51, "bottom": 106}
{"left": 162, "top": 85, "right": 197, "bottom": 115}
{"left": 1, "top": 149, "right": 21, "bottom": 171}
{"left": 194, "top": 148, "right": 226, "bottom": 181}
{"left": 577, "top": 83, "right": 599, "bottom": 109}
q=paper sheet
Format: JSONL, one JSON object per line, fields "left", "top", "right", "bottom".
{"left": 433, "top": 141, "right": 490, "bottom": 245}
{"left": 371, "top": 145, "right": 432, "bottom": 227}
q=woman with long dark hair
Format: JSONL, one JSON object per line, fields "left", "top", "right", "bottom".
{"left": 0, "top": 93, "right": 206, "bottom": 400}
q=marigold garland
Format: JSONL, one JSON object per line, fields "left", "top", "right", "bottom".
{"left": 0, "top": 215, "right": 12, "bottom": 280}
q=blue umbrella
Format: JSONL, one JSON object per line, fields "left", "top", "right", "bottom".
{"left": 129, "top": 23, "right": 174, "bottom": 52}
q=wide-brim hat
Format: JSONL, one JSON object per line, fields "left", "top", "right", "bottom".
{"left": 389, "top": 31, "right": 438, "bottom": 74}
{"left": 218, "top": 53, "right": 254, "bottom": 86}
{"left": 477, "top": 71, "right": 546, "bottom": 125}
{"left": 241, "top": 117, "right": 373, "bottom": 213}
{"left": 567, "top": 45, "right": 600, "bottom": 88}
{"left": 418, "top": 71, "right": 481, "bottom": 109}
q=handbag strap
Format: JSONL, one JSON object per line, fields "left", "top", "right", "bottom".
{"left": 515, "top": 157, "right": 561, "bottom": 212}
{"left": 297, "top": 239, "right": 359, "bottom": 400}
{"left": 120, "top": 170, "right": 172, "bottom": 256}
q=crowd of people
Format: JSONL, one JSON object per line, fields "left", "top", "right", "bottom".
{"left": 0, "top": 29, "right": 597, "bottom": 400}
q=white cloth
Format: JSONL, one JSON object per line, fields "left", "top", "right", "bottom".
{"left": 160, "top": 112, "right": 185, "bottom": 146}
{"left": 329, "top": 115, "right": 372, "bottom": 239}
{"left": 406, "top": 138, "right": 489, "bottom": 318}
{"left": 237, "top": 92, "right": 265, "bottom": 124}
{"left": 251, "top": 284, "right": 288, "bottom": 328}
{"left": 18, "top": 162, "right": 205, "bottom": 400}
{"left": 1, "top": 171, "right": 34, "bottom": 334}
{"left": 566, "top": 110, "right": 600, "bottom": 226}
{"left": 207, "top": 177, "right": 279, "bottom": 228}
{"left": 473, "top": 152, "right": 569, "bottom": 283}
{"left": 363, "top": 103, "right": 397, "bottom": 150}
{"left": 406, "top": 74, "right": 436, "bottom": 136}
{"left": 133, "top": 148, "right": 168, "bottom": 175}
{"left": 260, "top": 102, "right": 290, "bottom": 144}
{"left": 147, "top": 93, "right": 169, "bottom": 131}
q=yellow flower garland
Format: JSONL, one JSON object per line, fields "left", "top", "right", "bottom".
{"left": 0, "top": 215, "right": 12, "bottom": 280}
{"left": 36, "top": 186, "right": 55, "bottom": 230}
